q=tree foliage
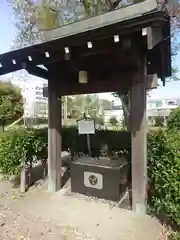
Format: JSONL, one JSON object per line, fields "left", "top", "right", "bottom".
{"left": 167, "top": 107, "right": 180, "bottom": 131}
{"left": 109, "top": 116, "right": 118, "bottom": 126}
{"left": 0, "top": 81, "right": 24, "bottom": 130}
{"left": 8, "top": 0, "right": 142, "bottom": 48}
{"left": 0, "top": 128, "right": 47, "bottom": 175}
{"left": 67, "top": 94, "right": 102, "bottom": 120}
{"left": 100, "top": 99, "right": 112, "bottom": 110}
{"left": 112, "top": 92, "right": 130, "bottom": 130}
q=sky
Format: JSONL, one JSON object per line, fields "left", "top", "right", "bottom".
{"left": 0, "top": 0, "right": 180, "bottom": 101}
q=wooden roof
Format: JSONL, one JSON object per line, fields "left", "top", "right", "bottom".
{"left": 42, "top": 0, "right": 159, "bottom": 42}
{"left": 0, "top": 2, "right": 171, "bottom": 87}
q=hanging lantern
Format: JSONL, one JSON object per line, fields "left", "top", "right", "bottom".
{"left": 78, "top": 71, "right": 88, "bottom": 84}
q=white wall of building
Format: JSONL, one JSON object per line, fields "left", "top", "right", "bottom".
{"left": 147, "top": 98, "right": 179, "bottom": 117}
{"left": 103, "top": 97, "right": 180, "bottom": 124}
{"left": 11, "top": 76, "right": 48, "bottom": 119}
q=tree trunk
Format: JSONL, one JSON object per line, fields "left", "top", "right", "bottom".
{"left": 118, "top": 93, "right": 131, "bottom": 131}
{"left": 1, "top": 125, "right": 5, "bottom": 132}
{"left": 121, "top": 102, "right": 130, "bottom": 130}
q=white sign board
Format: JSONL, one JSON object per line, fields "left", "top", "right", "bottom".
{"left": 78, "top": 120, "right": 95, "bottom": 135}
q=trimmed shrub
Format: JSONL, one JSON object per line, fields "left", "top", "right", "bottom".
{"left": 148, "top": 128, "right": 180, "bottom": 228}
{"left": 167, "top": 107, "right": 180, "bottom": 131}
{"left": 0, "top": 128, "right": 47, "bottom": 175}
{"left": 35, "top": 127, "right": 130, "bottom": 157}
{"left": 109, "top": 117, "right": 118, "bottom": 126}
{"left": 154, "top": 116, "right": 165, "bottom": 127}
{"left": 0, "top": 127, "right": 130, "bottom": 175}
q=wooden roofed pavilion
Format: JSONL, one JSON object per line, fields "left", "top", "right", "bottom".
{"left": 0, "top": 0, "right": 171, "bottom": 214}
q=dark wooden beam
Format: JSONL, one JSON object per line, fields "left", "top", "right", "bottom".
{"left": 43, "top": 73, "right": 132, "bottom": 97}
{"left": 2, "top": 34, "right": 142, "bottom": 75}
{"left": 48, "top": 79, "right": 62, "bottom": 192}
{"left": 44, "top": 48, "right": 141, "bottom": 81}
{"left": 27, "top": 65, "right": 49, "bottom": 79}
{"left": 0, "top": 36, "right": 139, "bottom": 76}
{"left": 0, "top": 62, "right": 22, "bottom": 75}
{"left": 0, "top": 61, "right": 49, "bottom": 78}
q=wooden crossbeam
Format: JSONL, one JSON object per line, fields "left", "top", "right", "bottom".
{"left": 43, "top": 73, "right": 132, "bottom": 96}
{"left": 43, "top": 73, "right": 157, "bottom": 97}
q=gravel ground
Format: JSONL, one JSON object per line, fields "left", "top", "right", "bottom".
{"left": 0, "top": 179, "right": 163, "bottom": 240}
{"left": 0, "top": 179, "right": 100, "bottom": 240}
{"left": 0, "top": 204, "right": 99, "bottom": 240}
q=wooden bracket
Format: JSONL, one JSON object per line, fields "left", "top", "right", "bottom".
{"left": 145, "top": 74, "right": 158, "bottom": 89}
{"left": 146, "top": 27, "right": 163, "bottom": 50}
{"left": 132, "top": 73, "right": 158, "bottom": 89}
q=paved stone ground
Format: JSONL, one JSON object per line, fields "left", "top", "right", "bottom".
{"left": 0, "top": 179, "right": 163, "bottom": 240}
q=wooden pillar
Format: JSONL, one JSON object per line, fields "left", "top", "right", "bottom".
{"left": 48, "top": 80, "right": 62, "bottom": 192}
{"left": 130, "top": 69, "right": 147, "bottom": 214}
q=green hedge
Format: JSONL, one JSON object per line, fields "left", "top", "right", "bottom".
{"left": 148, "top": 128, "right": 180, "bottom": 228}
{"left": 0, "top": 128, "right": 47, "bottom": 175}
{"left": 169, "top": 232, "right": 180, "bottom": 240}
{"left": 0, "top": 127, "right": 130, "bottom": 175}
{"left": 167, "top": 107, "right": 180, "bottom": 131}
{"left": 0, "top": 126, "right": 179, "bottom": 228}
{"left": 34, "top": 126, "right": 131, "bottom": 157}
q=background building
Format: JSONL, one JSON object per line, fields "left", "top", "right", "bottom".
{"left": 102, "top": 97, "right": 180, "bottom": 125}
{"left": 11, "top": 76, "right": 48, "bottom": 120}
{"left": 11, "top": 74, "right": 68, "bottom": 125}
{"left": 9, "top": 74, "right": 180, "bottom": 126}
{"left": 147, "top": 98, "right": 180, "bottom": 124}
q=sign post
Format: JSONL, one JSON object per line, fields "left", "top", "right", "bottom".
{"left": 78, "top": 119, "right": 95, "bottom": 156}
{"left": 86, "top": 134, "right": 91, "bottom": 157}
